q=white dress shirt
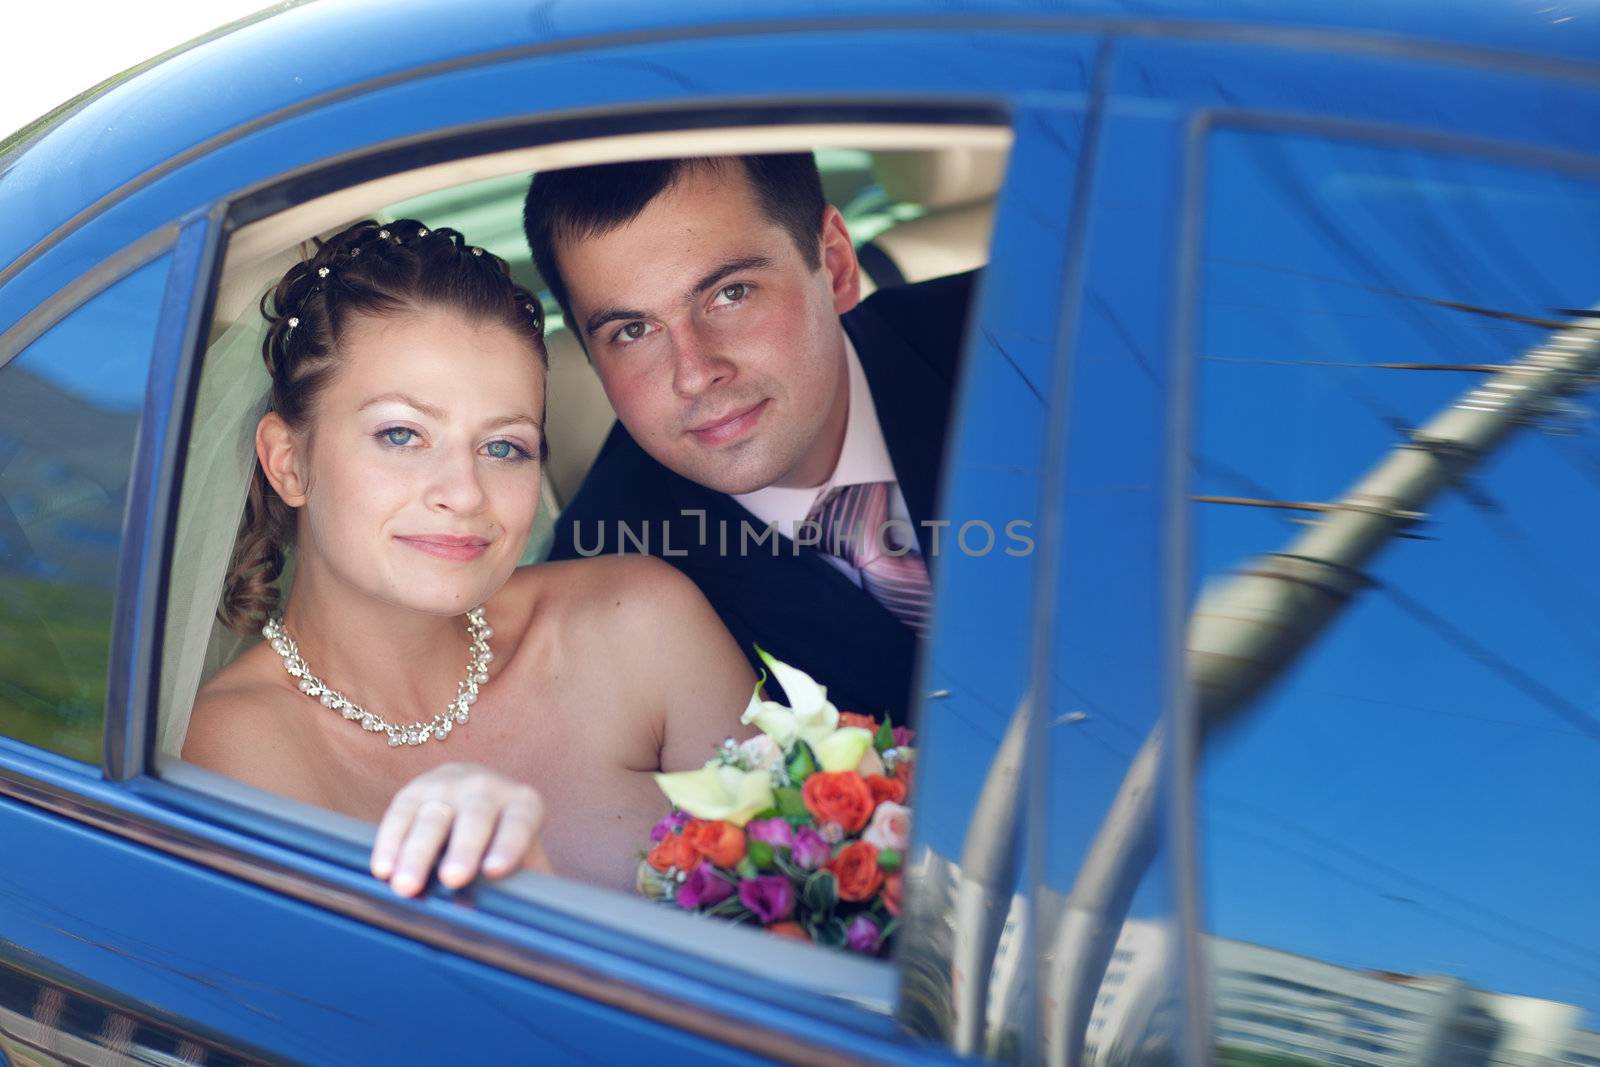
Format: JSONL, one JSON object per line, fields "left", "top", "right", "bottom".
{"left": 734, "top": 337, "right": 911, "bottom": 587}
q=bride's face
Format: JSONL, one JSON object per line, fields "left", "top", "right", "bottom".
{"left": 272, "top": 305, "right": 545, "bottom": 617}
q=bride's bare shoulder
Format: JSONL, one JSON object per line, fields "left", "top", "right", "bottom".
{"left": 506, "top": 554, "right": 703, "bottom": 622}
{"left": 182, "top": 643, "right": 321, "bottom": 796}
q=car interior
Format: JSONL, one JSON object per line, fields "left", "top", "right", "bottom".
{"left": 157, "top": 124, "right": 1009, "bottom": 765}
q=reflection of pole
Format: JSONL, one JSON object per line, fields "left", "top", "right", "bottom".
{"left": 1044, "top": 318, "right": 1600, "bottom": 1067}
{"left": 951, "top": 695, "right": 1031, "bottom": 1055}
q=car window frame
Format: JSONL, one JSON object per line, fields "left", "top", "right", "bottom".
{"left": 119, "top": 102, "right": 1069, "bottom": 1063}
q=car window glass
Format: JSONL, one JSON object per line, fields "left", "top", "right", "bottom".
{"left": 0, "top": 255, "right": 170, "bottom": 763}
{"left": 1191, "top": 129, "right": 1600, "bottom": 1065}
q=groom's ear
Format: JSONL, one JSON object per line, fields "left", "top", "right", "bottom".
{"left": 819, "top": 205, "right": 861, "bottom": 316}
{"left": 256, "top": 412, "right": 309, "bottom": 507}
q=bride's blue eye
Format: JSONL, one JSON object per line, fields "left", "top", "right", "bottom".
{"left": 380, "top": 427, "right": 417, "bottom": 446}
{"left": 484, "top": 440, "right": 530, "bottom": 461}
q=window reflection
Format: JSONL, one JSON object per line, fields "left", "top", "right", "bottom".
{"left": 0, "top": 256, "right": 167, "bottom": 762}
{"left": 1193, "top": 129, "right": 1600, "bottom": 1066}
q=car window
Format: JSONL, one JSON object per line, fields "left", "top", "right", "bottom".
{"left": 0, "top": 255, "right": 170, "bottom": 763}
{"left": 156, "top": 128, "right": 1028, "bottom": 1023}
{"left": 1191, "top": 129, "right": 1600, "bottom": 1065}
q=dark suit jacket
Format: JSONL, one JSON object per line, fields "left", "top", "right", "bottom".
{"left": 549, "top": 271, "right": 976, "bottom": 725}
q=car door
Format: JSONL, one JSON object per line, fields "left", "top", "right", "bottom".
{"left": 1046, "top": 21, "right": 1600, "bottom": 1067}
{"left": 0, "top": 10, "right": 1141, "bottom": 1064}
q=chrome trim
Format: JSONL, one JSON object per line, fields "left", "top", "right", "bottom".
{"left": 0, "top": 226, "right": 178, "bottom": 371}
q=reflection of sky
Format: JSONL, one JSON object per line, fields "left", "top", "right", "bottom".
{"left": 16, "top": 257, "right": 169, "bottom": 412}
{"left": 1195, "top": 132, "right": 1600, "bottom": 1020}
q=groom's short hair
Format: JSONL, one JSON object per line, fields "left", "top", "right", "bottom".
{"left": 523, "top": 153, "right": 825, "bottom": 332}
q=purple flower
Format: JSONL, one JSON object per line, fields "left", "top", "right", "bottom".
{"left": 676, "top": 864, "right": 735, "bottom": 910}
{"left": 790, "top": 827, "right": 831, "bottom": 870}
{"left": 738, "top": 875, "right": 796, "bottom": 924}
{"left": 846, "top": 914, "right": 883, "bottom": 954}
{"left": 746, "top": 817, "right": 794, "bottom": 848}
{"left": 892, "top": 726, "right": 914, "bottom": 748}
{"left": 650, "top": 810, "right": 691, "bottom": 844}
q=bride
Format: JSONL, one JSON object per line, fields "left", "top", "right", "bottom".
{"left": 184, "top": 219, "right": 755, "bottom": 895}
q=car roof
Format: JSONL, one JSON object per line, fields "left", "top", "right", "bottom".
{"left": 2, "top": 0, "right": 1597, "bottom": 276}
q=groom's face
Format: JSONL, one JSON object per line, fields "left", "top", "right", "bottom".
{"left": 556, "top": 162, "right": 861, "bottom": 495}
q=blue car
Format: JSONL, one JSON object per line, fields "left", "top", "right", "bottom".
{"left": 3, "top": 2, "right": 1598, "bottom": 1063}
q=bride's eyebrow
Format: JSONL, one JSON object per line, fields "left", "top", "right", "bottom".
{"left": 481, "top": 413, "right": 541, "bottom": 433}
{"left": 358, "top": 392, "right": 444, "bottom": 418}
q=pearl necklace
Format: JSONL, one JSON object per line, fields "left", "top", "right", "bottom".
{"left": 261, "top": 608, "right": 493, "bottom": 747}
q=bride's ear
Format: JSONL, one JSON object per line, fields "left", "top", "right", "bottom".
{"left": 256, "top": 412, "right": 309, "bottom": 507}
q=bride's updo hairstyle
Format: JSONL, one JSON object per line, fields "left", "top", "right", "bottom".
{"left": 218, "top": 218, "right": 547, "bottom": 634}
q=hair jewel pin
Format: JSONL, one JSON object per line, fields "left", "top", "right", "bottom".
{"left": 317, "top": 266, "right": 330, "bottom": 278}
{"left": 472, "top": 247, "right": 483, "bottom": 256}
{"left": 287, "top": 317, "right": 300, "bottom": 330}
{"left": 378, "top": 229, "right": 390, "bottom": 239}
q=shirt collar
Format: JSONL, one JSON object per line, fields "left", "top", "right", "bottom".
{"left": 733, "top": 334, "right": 897, "bottom": 528}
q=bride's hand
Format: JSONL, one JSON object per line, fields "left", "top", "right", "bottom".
{"left": 369, "top": 762, "right": 553, "bottom": 897}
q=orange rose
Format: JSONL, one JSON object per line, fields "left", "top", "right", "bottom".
{"left": 802, "top": 771, "right": 875, "bottom": 834}
{"left": 828, "top": 841, "right": 886, "bottom": 902}
{"left": 865, "top": 774, "right": 906, "bottom": 807}
{"left": 883, "top": 872, "right": 904, "bottom": 917}
{"left": 769, "top": 921, "right": 810, "bottom": 942}
{"left": 838, "top": 712, "right": 880, "bottom": 732}
{"left": 685, "top": 819, "right": 747, "bottom": 868}
{"left": 646, "top": 830, "right": 700, "bottom": 873}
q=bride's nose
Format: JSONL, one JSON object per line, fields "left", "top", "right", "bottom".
{"left": 423, "top": 445, "right": 489, "bottom": 514}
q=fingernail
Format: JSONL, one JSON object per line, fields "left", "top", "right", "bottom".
{"left": 442, "top": 862, "right": 468, "bottom": 883}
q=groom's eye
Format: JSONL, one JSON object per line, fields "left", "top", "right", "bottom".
{"left": 619, "top": 322, "right": 653, "bottom": 342}
{"left": 714, "top": 283, "right": 749, "bottom": 304}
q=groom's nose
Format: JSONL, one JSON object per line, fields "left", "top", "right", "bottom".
{"left": 669, "top": 321, "right": 735, "bottom": 398}
{"left": 424, "top": 446, "right": 489, "bottom": 514}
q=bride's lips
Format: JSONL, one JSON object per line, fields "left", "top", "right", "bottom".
{"left": 687, "top": 399, "right": 768, "bottom": 447}
{"left": 395, "top": 534, "right": 491, "bottom": 562}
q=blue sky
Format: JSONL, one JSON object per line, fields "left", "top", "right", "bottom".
{"left": 1195, "top": 129, "right": 1600, "bottom": 1021}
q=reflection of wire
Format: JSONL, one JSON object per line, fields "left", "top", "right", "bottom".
{"left": 1458, "top": 488, "right": 1600, "bottom": 667}
{"left": 1208, "top": 819, "right": 1600, "bottom": 989}
{"left": 1211, "top": 793, "right": 1600, "bottom": 979}
{"left": 1377, "top": 581, "right": 1600, "bottom": 746}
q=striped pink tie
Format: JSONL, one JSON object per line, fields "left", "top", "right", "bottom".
{"left": 809, "top": 481, "right": 931, "bottom": 636}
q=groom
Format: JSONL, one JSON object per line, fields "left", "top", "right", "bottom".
{"left": 524, "top": 153, "right": 974, "bottom": 725}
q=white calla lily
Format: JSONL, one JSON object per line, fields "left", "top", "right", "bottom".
{"left": 740, "top": 649, "right": 840, "bottom": 748}
{"left": 652, "top": 764, "right": 775, "bottom": 827}
{"left": 813, "top": 727, "right": 874, "bottom": 772}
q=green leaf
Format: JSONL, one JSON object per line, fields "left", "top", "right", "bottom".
{"left": 877, "top": 848, "right": 902, "bottom": 871}
{"left": 774, "top": 786, "right": 809, "bottom": 820}
{"left": 802, "top": 869, "right": 838, "bottom": 919}
{"left": 736, "top": 857, "right": 759, "bottom": 880}
{"left": 748, "top": 807, "right": 782, "bottom": 823}
{"left": 772, "top": 852, "right": 808, "bottom": 882}
{"left": 874, "top": 718, "right": 895, "bottom": 753}
{"left": 748, "top": 840, "right": 775, "bottom": 870}
{"left": 785, "top": 739, "right": 818, "bottom": 782}
{"left": 814, "top": 916, "right": 849, "bottom": 948}
{"left": 879, "top": 918, "right": 900, "bottom": 941}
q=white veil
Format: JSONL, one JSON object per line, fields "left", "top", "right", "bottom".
{"left": 158, "top": 303, "right": 272, "bottom": 758}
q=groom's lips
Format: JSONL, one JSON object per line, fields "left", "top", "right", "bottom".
{"left": 688, "top": 399, "right": 768, "bottom": 447}
{"left": 396, "top": 534, "right": 491, "bottom": 562}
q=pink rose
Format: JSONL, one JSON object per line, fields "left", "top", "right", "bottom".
{"left": 739, "top": 875, "right": 796, "bottom": 924}
{"left": 790, "top": 826, "right": 831, "bottom": 870}
{"left": 855, "top": 746, "right": 885, "bottom": 779}
{"left": 862, "top": 801, "right": 911, "bottom": 852}
{"left": 846, "top": 914, "right": 883, "bottom": 954}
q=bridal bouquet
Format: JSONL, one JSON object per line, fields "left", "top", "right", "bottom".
{"left": 638, "top": 650, "right": 915, "bottom": 955}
